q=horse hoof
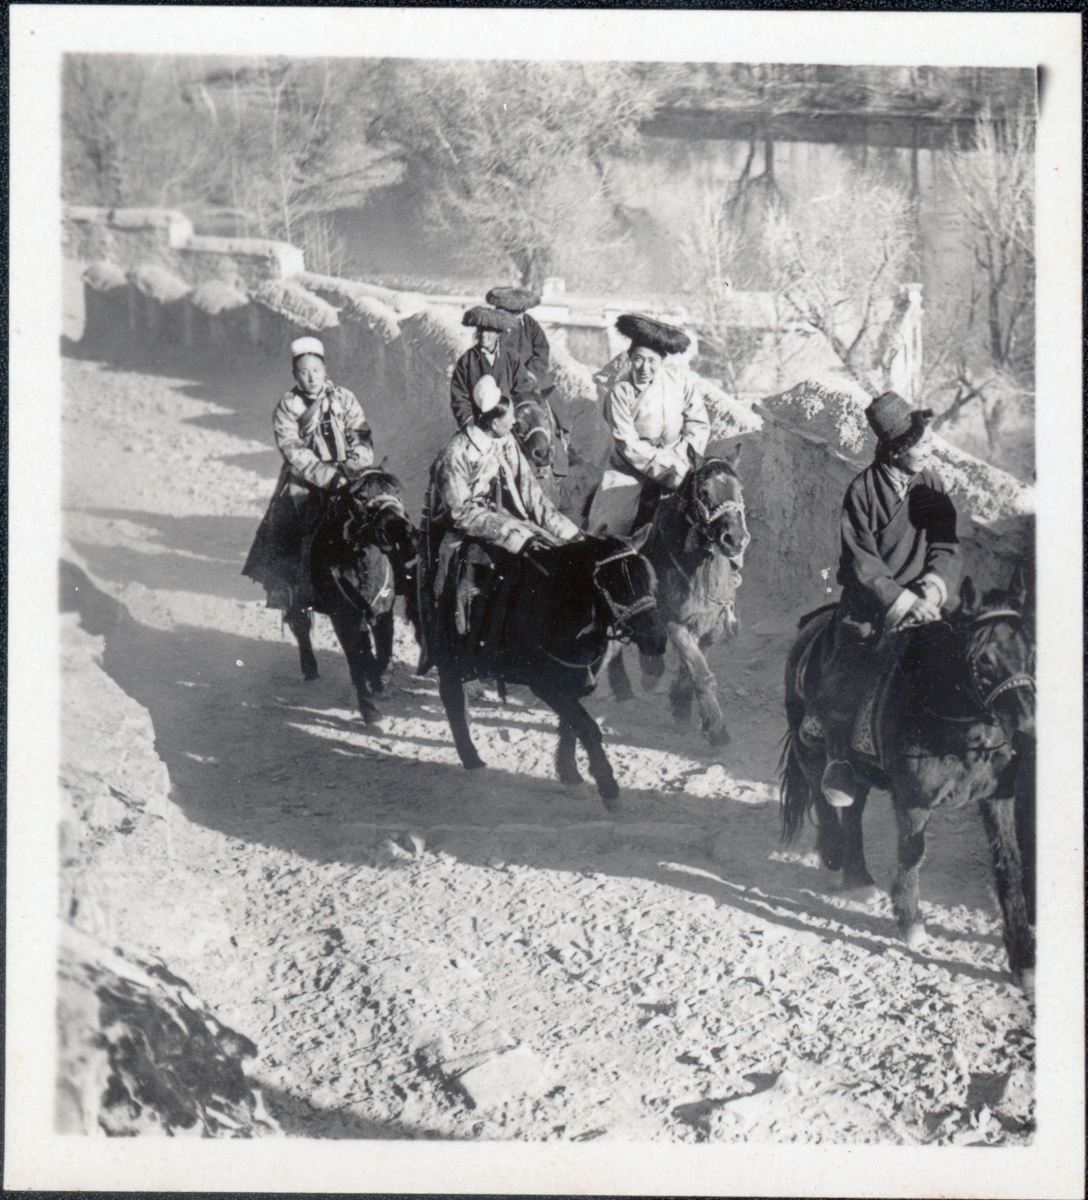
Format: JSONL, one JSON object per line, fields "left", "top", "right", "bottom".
{"left": 703, "top": 724, "right": 731, "bottom": 748}
{"left": 612, "top": 687, "right": 634, "bottom": 704}
{"left": 303, "top": 669, "right": 320, "bottom": 682}
{"left": 903, "top": 923, "right": 928, "bottom": 949}
{"left": 842, "top": 883, "right": 882, "bottom": 906}
{"left": 598, "top": 781, "right": 620, "bottom": 811}
{"left": 1013, "top": 967, "right": 1035, "bottom": 996}
{"left": 463, "top": 757, "right": 486, "bottom": 771}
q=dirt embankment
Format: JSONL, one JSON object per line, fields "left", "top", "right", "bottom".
{"left": 56, "top": 291, "right": 1035, "bottom": 1147}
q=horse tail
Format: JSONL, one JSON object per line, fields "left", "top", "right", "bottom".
{"left": 779, "top": 641, "right": 813, "bottom": 845}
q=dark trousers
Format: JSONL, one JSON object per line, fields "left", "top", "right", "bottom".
{"left": 816, "top": 608, "right": 879, "bottom": 757}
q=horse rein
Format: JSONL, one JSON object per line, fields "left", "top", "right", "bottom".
{"left": 592, "top": 547, "right": 657, "bottom": 639}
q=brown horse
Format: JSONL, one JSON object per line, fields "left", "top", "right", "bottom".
{"left": 597, "top": 447, "right": 749, "bottom": 745}
{"left": 780, "top": 572, "right": 1036, "bottom": 990}
{"left": 513, "top": 396, "right": 562, "bottom": 507}
{"left": 286, "top": 467, "right": 420, "bottom": 725}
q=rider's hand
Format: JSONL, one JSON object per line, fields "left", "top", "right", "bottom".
{"left": 917, "top": 578, "right": 943, "bottom": 611}
{"left": 905, "top": 594, "right": 942, "bottom": 626}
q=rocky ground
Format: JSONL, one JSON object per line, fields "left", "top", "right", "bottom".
{"left": 58, "top": 344, "right": 1034, "bottom": 1144}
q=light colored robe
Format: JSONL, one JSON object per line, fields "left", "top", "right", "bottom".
{"left": 587, "top": 360, "right": 710, "bottom": 536}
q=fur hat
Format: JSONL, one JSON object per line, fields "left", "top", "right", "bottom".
{"left": 486, "top": 286, "right": 541, "bottom": 313}
{"left": 472, "top": 376, "right": 504, "bottom": 415}
{"left": 462, "top": 306, "right": 517, "bottom": 334}
{"left": 290, "top": 336, "right": 325, "bottom": 360}
{"left": 616, "top": 313, "right": 691, "bottom": 357}
{"left": 866, "top": 391, "right": 934, "bottom": 451}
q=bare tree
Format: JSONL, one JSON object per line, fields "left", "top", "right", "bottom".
{"left": 371, "top": 61, "right": 658, "bottom": 289}
{"left": 928, "top": 102, "right": 1035, "bottom": 460}
{"left": 762, "top": 161, "right": 918, "bottom": 393}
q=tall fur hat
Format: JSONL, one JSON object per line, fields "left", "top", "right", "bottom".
{"left": 462, "top": 305, "right": 517, "bottom": 333}
{"left": 616, "top": 313, "right": 691, "bottom": 357}
{"left": 486, "top": 286, "right": 541, "bottom": 313}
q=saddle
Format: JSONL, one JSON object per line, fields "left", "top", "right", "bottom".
{"left": 795, "top": 607, "right": 907, "bottom": 769}
{"left": 417, "top": 535, "right": 531, "bottom": 676}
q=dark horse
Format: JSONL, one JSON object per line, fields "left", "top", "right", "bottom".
{"left": 428, "top": 532, "right": 667, "bottom": 809}
{"left": 286, "top": 467, "right": 420, "bottom": 725}
{"left": 780, "top": 572, "right": 1036, "bottom": 989}
{"left": 513, "top": 396, "right": 562, "bottom": 507}
{"left": 596, "top": 447, "right": 749, "bottom": 746}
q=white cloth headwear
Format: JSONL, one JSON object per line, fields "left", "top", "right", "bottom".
{"left": 473, "top": 376, "right": 503, "bottom": 414}
{"left": 291, "top": 336, "right": 325, "bottom": 359}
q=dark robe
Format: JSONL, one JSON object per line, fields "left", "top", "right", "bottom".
{"left": 449, "top": 345, "right": 536, "bottom": 429}
{"left": 837, "top": 462, "right": 962, "bottom": 627}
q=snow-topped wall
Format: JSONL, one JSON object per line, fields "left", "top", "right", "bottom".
{"left": 64, "top": 206, "right": 1033, "bottom": 617}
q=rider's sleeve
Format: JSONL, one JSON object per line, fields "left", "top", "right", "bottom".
{"left": 339, "top": 389, "right": 375, "bottom": 471}
{"left": 676, "top": 375, "right": 711, "bottom": 461}
{"left": 509, "top": 443, "right": 581, "bottom": 543}
{"left": 607, "top": 381, "right": 681, "bottom": 483}
{"left": 508, "top": 356, "right": 537, "bottom": 407}
{"left": 840, "top": 483, "right": 912, "bottom": 616}
{"left": 449, "top": 355, "right": 475, "bottom": 429}
{"left": 434, "top": 442, "right": 537, "bottom": 552}
{"left": 916, "top": 471, "right": 962, "bottom": 606}
{"left": 273, "top": 394, "right": 341, "bottom": 490}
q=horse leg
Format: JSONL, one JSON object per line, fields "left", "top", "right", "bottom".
{"left": 328, "top": 608, "right": 384, "bottom": 725}
{"left": 979, "top": 794, "right": 1035, "bottom": 992}
{"left": 556, "top": 718, "right": 583, "bottom": 787}
{"left": 604, "top": 642, "right": 635, "bottom": 702}
{"left": 839, "top": 789, "right": 880, "bottom": 902}
{"left": 638, "top": 649, "right": 666, "bottom": 693}
{"left": 813, "top": 790, "right": 845, "bottom": 873}
{"left": 533, "top": 678, "right": 618, "bottom": 809}
{"left": 437, "top": 668, "right": 485, "bottom": 771}
{"left": 670, "top": 623, "right": 728, "bottom": 746}
{"left": 669, "top": 658, "right": 695, "bottom": 727}
{"left": 371, "top": 609, "right": 395, "bottom": 694}
{"left": 286, "top": 604, "right": 319, "bottom": 681}
{"left": 890, "top": 803, "right": 931, "bottom": 947}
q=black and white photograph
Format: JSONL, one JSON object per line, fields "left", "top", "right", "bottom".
{"left": 7, "top": 7, "right": 1083, "bottom": 1196}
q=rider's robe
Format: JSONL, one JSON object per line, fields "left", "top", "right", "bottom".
{"left": 501, "top": 312, "right": 551, "bottom": 383}
{"left": 243, "top": 381, "right": 373, "bottom": 609}
{"left": 587, "top": 360, "right": 710, "bottom": 537}
{"left": 449, "top": 345, "right": 537, "bottom": 430}
{"left": 837, "top": 461, "right": 962, "bottom": 631}
{"left": 817, "top": 460, "right": 962, "bottom": 730}
{"left": 419, "top": 424, "right": 580, "bottom": 667}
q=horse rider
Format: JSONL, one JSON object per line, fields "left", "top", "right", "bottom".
{"left": 450, "top": 306, "right": 536, "bottom": 431}
{"left": 420, "top": 376, "right": 582, "bottom": 665}
{"left": 243, "top": 336, "right": 374, "bottom": 611}
{"left": 487, "top": 284, "right": 573, "bottom": 479}
{"left": 809, "top": 391, "right": 963, "bottom": 807}
{"left": 586, "top": 313, "right": 710, "bottom": 537}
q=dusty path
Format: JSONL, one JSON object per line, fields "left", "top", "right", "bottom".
{"left": 59, "top": 346, "right": 1034, "bottom": 1143}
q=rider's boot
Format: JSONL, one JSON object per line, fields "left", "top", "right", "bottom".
{"left": 820, "top": 727, "right": 857, "bottom": 808}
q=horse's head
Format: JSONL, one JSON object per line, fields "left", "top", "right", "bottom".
{"left": 341, "top": 467, "right": 418, "bottom": 568}
{"left": 683, "top": 447, "right": 750, "bottom": 566}
{"left": 590, "top": 530, "right": 668, "bottom": 657}
{"left": 514, "top": 398, "right": 554, "bottom": 474}
{"left": 959, "top": 574, "right": 1036, "bottom": 740}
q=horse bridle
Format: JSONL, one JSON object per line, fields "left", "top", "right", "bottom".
{"left": 688, "top": 487, "right": 751, "bottom": 566}
{"left": 592, "top": 546, "right": 657, "bottom": 639}
{"left": 966, "top": 609, "right": 1035, "bottom": 713}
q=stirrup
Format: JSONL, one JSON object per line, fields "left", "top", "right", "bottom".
{"left": 821, "top": 760, "right": 857, "bottom": 809}
{"left": 799, "top": 713, "right": 826, "bottom": 748}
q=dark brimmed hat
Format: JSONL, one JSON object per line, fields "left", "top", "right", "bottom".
{"left": 616, "top": 313, "right": 691, "bottom": 357}
{"left": 866, "top": 392, "right": 934, "bottom": 452}
{"left": 462, "top": 306, "right": 517, "bottom": 333}
{"left": 486, "top": 286, "right": 541, "bottom": 313}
